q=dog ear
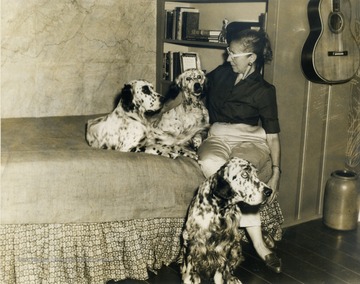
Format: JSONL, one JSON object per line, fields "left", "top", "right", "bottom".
{"left": 165, "top": 81, "right": 181, "bottom": 101}
{"left": 212, "top": 174, "right": 234, "bottom": 200}
{"left": 120, "top": 84, "right": 135, "bottom": 112}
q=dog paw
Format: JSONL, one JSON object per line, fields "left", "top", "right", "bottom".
{"left": 182, "top": 149, "right": 198, "bottom": 160}
{"left": 226, "top": 276, "right": 242, "bottom": 284}
{"left": 191, "top": 134, "right": 203, "bottom": 150}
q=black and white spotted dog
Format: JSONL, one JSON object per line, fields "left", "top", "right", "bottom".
{"left": 136, "top": 68, "right": 210, "bottom": 159}
{"left": 86, "top": 70, "right": 209, "bottom": 159}
{"left": 86, "top": 80, "right": 164, "bottom": 152}
{"left": 181, "top": 158, "right": 273, "bottom": 284}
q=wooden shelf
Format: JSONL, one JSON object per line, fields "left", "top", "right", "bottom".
{"left": 164, "top": 39, "right": 227, "bottom": 49}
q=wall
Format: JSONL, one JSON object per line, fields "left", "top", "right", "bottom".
{"left": 1, "top": 0, "right": 157, "bottom": 118}
{"left": 266, "top": 0, "right": 359, "bottom": 226}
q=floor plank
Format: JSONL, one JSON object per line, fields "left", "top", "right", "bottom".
{"left": 110, "top": 219, "right": 360, "bottom": 284}
{"left": 280, "top": 228, "right": 360, "bottom": 274}
{"left": 280, "top": 238, "right": 360, "bottom": 282}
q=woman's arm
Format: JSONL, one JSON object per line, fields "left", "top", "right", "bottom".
{"left": 266, "top": 133, "right": 281, "bottom": 203}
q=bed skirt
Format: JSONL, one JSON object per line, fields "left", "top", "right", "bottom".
{"left": 0, "top": 218, "right": 185, "bottom": 284}
{"left": 0, "top": 200, "right": 284, "bottom": 284}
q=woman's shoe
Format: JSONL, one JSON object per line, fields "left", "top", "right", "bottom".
{"left": 264, "top": 253, "right": 282, "bottom": 273}
{"left": 263, "top": 232, "right": 276, "bottom": 249}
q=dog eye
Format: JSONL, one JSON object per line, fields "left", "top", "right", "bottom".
{"left": 186, "top": 77, "right": 192, "bottom": 81}
{"left": 197, "top": 75, "right": 202, "bottom": 79}
{"left": 241, "top": 172, "right": 249, "bottom": 179}
{"left": 142, "top": 86, "right": 151, "bottom": 94}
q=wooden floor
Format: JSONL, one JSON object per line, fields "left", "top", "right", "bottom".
{"left": 108, "top": 219, "right": 360, "bottom": 284}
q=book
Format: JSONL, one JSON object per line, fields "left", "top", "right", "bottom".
{"left": 189, "top": 29, "right": 221, "bottom": 37}
{"left": 173, "top": 7, "right": 199, "bottom": 40}
{"left": 163, "top": 52, "right": 170, "bottom": 80}
{"left": 173, "top": 52, "right": 181, "bottom": 79}
{"left": 259, "top": 13, "right": 267, "bottom": 30}
{"left": 182, "top": 12, "right": 200, "bottom": 40}
{"left": 168, "top": 52, "right": 173, "bottom": 81}
{"left": 185, "top": 35, "right": 220, "bottom": 42}
{"left": 164, "top": 10, "right": 174, "bottom": 39}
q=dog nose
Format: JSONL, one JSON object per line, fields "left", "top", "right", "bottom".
{"left": 264, "top": 187, "right": 272, "bottom": 197}
{"left": 194, "top": 82, "right": 202, "bottom": 93}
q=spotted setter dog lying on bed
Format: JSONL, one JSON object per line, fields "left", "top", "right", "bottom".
{"left": 86, "top": 69, "right": 209, "bottom": 159}
{"left": 181, "top": 157, "right": 273, "bottom": 284}
{"left": 86, "top": 80, "right": 164, "bottom": 152}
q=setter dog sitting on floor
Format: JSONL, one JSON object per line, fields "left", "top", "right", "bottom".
{"left": 181, "top": 157, "right": 273, "bottom": 284}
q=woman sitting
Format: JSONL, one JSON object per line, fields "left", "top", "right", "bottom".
{"left": 197, "top": 27, "right": 284, "bottom": 273}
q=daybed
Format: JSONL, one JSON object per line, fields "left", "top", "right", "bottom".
{"left": 0, "top": 115, "right": 283, "bottom": 283}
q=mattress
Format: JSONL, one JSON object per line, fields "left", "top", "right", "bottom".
{"left": 1, "top": 115, "right": 205, "bottom": 224}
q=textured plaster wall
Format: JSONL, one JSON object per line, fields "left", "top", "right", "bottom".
{"left": 1, "top": 0, "right": 157, "bottom": 118}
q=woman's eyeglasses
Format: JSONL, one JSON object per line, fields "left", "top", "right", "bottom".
{"left": 226, "top": 47, "right": 253, "bottom": 59}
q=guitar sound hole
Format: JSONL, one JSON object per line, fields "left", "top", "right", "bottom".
{"left": 328, "top": 13, "right": 344, "bottom": 33}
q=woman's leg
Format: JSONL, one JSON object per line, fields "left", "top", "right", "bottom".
{"left": 230, "top": 142, "right": 270, "bottom": 170}
{"left": 240, "top": 213, "right": 273, "bottom": 258}
{"left": 245, "top": 225, "right": 272, "bottom": 259}
{"left": 246, "top": 226, "right": 281, "bottom": 273}
{"left": 230, "top": 142, "right": 281, "bottom": 272}
{"left": 197, "top": 136, "right": 231, "bottom": 178}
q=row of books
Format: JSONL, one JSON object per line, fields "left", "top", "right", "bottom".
{"left": 162, "top": 51, "right": 201, "bottom": 81}
{"left": 164, "top": 6, "right": 266, "bottom": 43}
{"left": 187, "top": 29, "right": 222, "bottom": 43}
{"left": 164, "top": 6, "right": 221, "bottom": 42}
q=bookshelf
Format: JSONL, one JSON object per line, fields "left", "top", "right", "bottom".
{"left": 156, "top": 0, "right": 269, "bottom": 93}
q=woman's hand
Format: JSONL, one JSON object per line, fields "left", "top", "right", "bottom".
{"left": 266, "top": 167, "right": 281, "bottom": 204}
{"left": 265, "top": 133, "right": 281, "bottom": 204}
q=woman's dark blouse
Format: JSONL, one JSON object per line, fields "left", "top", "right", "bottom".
{"left": 206, "top": 63, "right": 280, "bottom": 134}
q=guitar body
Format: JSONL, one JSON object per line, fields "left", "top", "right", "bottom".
{"left": 301, "top": 0, "right": 360, "bottom": 84}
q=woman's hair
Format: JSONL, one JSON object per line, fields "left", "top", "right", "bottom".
{"left": 228, "top": 28, "right": 273, "bottom": 70}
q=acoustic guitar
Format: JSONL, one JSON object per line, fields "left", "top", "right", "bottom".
{"left": 301, "top": 0, "right": 360, "bottom": 84}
